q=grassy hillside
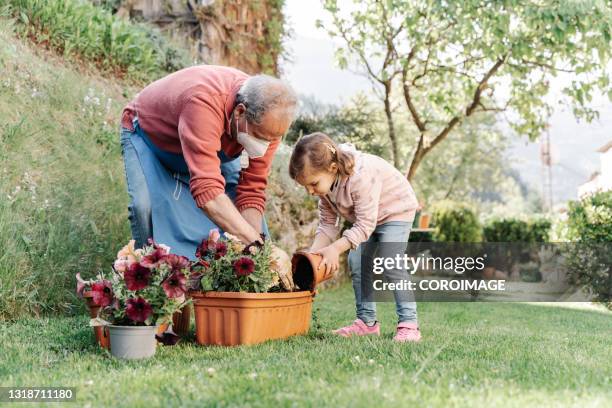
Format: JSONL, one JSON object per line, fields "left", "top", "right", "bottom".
{"left": 0, "top": 19, "right": 134, "bottom": 319}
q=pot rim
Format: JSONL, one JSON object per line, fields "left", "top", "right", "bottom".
{"left": 189, "top": 290, "right": 313, "bottom": 299}
{"left": 107, "top": 325, "right": 161, "bottom": 330}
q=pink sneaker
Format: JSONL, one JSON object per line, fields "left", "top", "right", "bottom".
{"left": 393, "top": 322, "right": 421, "bottom": 343}
{"left": 332, "top": 319, "right": 380, "bottom": 337}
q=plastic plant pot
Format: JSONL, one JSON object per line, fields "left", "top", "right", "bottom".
{"left": 84, "top": 291, "right": 168, "bottom": 348}
{"left": 191, "top": 291, "right": 313, "bottom": 346}
{"left": 108, "top": 325, "right": 158, "bottom": 359}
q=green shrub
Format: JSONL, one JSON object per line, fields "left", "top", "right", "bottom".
{"left": 483, "top": 218, "right": 551, "bottom": 242}
{"left": 565, "top": 191, "right": 612, "bottom": 309}
{"left": 567, "top": 191, "right": 612, "bottom": 242}
{"left": 1, "top": 0, "right": 190, "bottom": 82}
{"left": 431, "top": 201, "right": 482, "bottom": 242}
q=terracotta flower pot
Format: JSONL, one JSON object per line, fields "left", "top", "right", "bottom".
{"left": 419, "top": 213, "right": 431, "bottom": 229}
{"left": 171, "top": 304, "right": 192, "bottom": 336}
{"left": 83, "top": 291, "right": 110, "bottom": 349}
{"left": 291, "top": 251, "right": 330, "bottom": 292}
{"left": 191, "top": 291, "right": 313, "bottom": 346}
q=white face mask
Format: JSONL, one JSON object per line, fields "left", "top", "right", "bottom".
{"left": 236, "top": 117, "right": 270, "bottom": 159}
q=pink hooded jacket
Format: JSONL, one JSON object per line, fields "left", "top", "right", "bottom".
{"left": 316, "top": 144, "right": 419, "bottom": 249}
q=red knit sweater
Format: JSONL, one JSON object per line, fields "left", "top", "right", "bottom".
{"left": 121, "top": 65, "right": 279, "bottom": 215}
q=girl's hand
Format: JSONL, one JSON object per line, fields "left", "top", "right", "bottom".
{"left": 314, "top": 245, "right": 340, "bottom": 278}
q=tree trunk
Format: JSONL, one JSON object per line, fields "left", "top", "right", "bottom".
{"left": 383, "top": 82, "right": 399, "bottom": 168}
{"left": 406, "top": 136, "right": 424, "bottom": 182}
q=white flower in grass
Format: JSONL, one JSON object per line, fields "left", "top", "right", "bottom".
{"left": 249, "top": 372, "right": 258, "bottom": 379}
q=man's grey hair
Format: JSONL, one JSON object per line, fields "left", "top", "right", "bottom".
{"left": 236, "top": 75, "right": 298, "bottom": 124}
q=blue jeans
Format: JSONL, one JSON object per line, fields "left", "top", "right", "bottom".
{"left": 120, "top": 128, "right": 152, "bottom": 248}
{"left": 348, "top": 221, "right": 418, "bottom": 324}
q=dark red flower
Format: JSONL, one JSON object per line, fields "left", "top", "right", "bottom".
{"left": 233, "top": 257, "right": 255, "bottom": 276}
{"left": 90, "top": 280, "right": 113, "bottom": 307}
{"left": 162, "top": 254, "right": 190, "bottom": 272}
{"left": 195, "top": 239, "right": 210, "bottom": 259}
{"left": 124, "top": 262, "right": 151, "bottom": 291}
{"left": 214, "top": 242, "right": 227, "bottom": 259}
{"left": 126, "top": 297, "right": 152, "bottom": 323}
{"left": 162, "top": 271, "right": 187, "bottom": 298}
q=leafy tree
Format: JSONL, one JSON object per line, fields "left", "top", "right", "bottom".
{"left": 321, "top": 0, "right": 611, "bottom": 179}
{"left": 286, "top": 94, "right": 389, "bottom": 157}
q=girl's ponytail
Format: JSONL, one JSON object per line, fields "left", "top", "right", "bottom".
{"left": 289, "top": 132, "right": 355, "bottom": 181}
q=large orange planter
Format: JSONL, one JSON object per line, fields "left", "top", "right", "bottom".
{"left": 191, "top": 291, "right": 313, "bottom": 346}
{"left": 291, "top": 251, "right": 330, "bottom": 291}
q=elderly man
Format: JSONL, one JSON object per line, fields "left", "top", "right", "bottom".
{"left": 119, "top": 65, "right": 297, "bottom": 258}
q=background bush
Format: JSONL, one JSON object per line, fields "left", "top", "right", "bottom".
{"left": 431, "top": 201, "right": 482, "bottom": 242}
{"left": 564, "top": 191, "right": 612, "bottom": 309}
{"left": 566, "top": 191, "right": 612, "bottom": 242}
{"left": 483, "top": 218, "right": 551, "bottom": 242}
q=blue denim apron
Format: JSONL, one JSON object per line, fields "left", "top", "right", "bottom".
{"left": 126, "top": 117, "right": 268, "bottom": 259}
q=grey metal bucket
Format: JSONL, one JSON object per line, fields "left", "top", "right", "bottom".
{"left": 108, "top": 325, "right": 157, "bottom": 360}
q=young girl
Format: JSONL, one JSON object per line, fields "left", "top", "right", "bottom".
{"left": 289, "top": 132, "right": 421, "bottom": 342}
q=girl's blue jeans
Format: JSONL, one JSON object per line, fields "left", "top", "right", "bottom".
{"left": 347, "top": 221, "right": 417, "bottom": 324}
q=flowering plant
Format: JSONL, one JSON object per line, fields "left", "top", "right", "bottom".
{"left": 85, "top": 239, "right": 191, "bottom": 326}
{"left": 190, "top": 229, "right": 291, "bottom": 293}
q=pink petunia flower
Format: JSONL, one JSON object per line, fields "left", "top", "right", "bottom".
{"left": 233, "top": 257, "right": 255, "bottom": 276}
{"left": 113, "top": 259, "right": 132, "bottom": 274}
{"left": 91, "top": 280, "right": 113, "bottom": 307}
{"left": 162, "top": 271, "right": 187, "bottom": 298}
{"left": 126, "top": 297, "right": 152, "bottom": 323}
{"left": 161, "top": 254, "right": 190, "bottom": 273}
{"left": 158, "top": 243, "right": 171, "bottom": 255}
{"left": 124, "top": 262, "right": 151, "bottom": 291}
{"left": 116, "top": 240, "right": 137, "bottom": 262}
{"left": 140, "top": 247, "right": 166, "bottom": 268}
{"left": 208, "top": 229, "right": 220, "bottom": 246}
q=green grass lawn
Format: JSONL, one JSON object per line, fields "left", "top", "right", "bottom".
{"left": 1, "top": 285, "right": 610, "bottom": 408}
